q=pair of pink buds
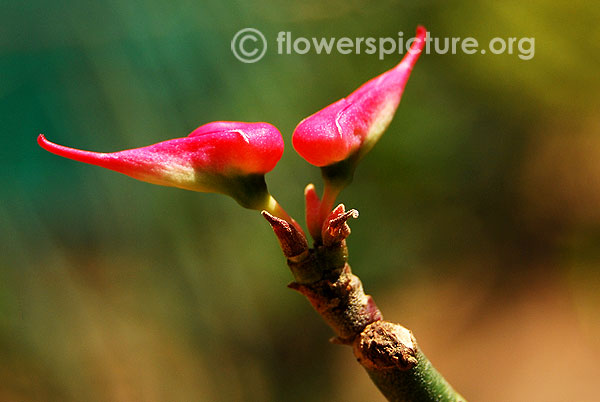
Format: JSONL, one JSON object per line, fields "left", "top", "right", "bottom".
{"left": 39, "top": 27, "right": 426, "bottom": 241}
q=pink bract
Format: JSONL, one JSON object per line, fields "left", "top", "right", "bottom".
{"left": 292, "top": 26, "right": 427, "bottom": 167}
{"left": 38, "top": 121, "right": 284, "bottom": 193}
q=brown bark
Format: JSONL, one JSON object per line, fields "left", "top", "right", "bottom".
{"left": 263, "top": 208, "right": 466, "bottom": 402}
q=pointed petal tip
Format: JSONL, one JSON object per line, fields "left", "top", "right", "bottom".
{"left": 37, "top": 134, "right": 70, "bottom": 156}
{"left": 36, "top": 134, "right": 107, "bottom": 166}
{"left": 409, "top": 26, "right": 426, "bottom": 52}
{"left": 37, "top": 133, "right": 51, "bottom": 149}
{"left": 399, "top": 26, "right": 427, "bottom": 69}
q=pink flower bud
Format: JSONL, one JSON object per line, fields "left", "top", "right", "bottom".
{"left": 38, "top": 121, "right": 284, "bottom": 209}
{"left": 292, "top": 26, "right": 426, "bottom": 168}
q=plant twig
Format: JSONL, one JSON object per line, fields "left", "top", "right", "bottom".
{"left": 263, "top": 207, "right": 466, "bottom": 402}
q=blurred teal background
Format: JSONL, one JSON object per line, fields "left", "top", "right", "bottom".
{"left": 2, "top": 1, "right": 600, "bottom": 401}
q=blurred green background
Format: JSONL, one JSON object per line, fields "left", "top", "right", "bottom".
{"left": 2, "top": 0, "right": 599, "bottom": 401}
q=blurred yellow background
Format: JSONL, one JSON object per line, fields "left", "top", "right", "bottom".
{"left": 1, "top": 0, "right": 599, "bottom": 401}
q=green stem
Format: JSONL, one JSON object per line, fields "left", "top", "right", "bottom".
{"left": 317, "top": 155, "right": 357, "bottom": 227}
{"left": 318, "top": 182, "right": 343, "bottom": 226}
{"left": 263, "top": 195, "right": 293, "bottom": 223}
{"left": 363, "top": 347, "right": 466, "bottom": 402}
{"left": 285, "top": 242, "right": 465, "bottom": 402}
